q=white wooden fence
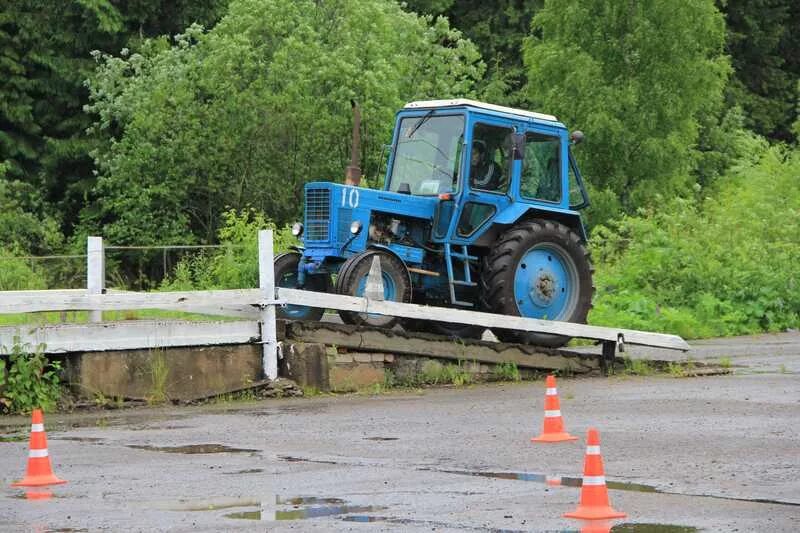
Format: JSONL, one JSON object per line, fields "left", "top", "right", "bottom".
{"left": 0, "top": 231, "right": 690, "bottom": 379}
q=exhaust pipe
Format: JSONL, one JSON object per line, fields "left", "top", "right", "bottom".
{"left": 345, "top": 100, "right": 361, "bottom": 186}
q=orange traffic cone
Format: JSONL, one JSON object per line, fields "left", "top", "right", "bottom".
{"left": 564, "top": 428, "right": 626, "bottom": 520}
{"left": 11, "top": 409, "right": 67, "bottom": 487}
{"left": 531, "top": 375, "right": 577, "bottom": 443}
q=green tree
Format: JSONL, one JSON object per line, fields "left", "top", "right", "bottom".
{"left": 404, "top": 0, "right": 542, "bottom": 104}
{"left": 523, "top": 0, "right": 730, "bottom": 224}
{"left": 81, "top": 0, "right": 483, "bottom": 246}
{"left": 723, "top": 0, "right": 799, "bottom": 142}
{"left": 0, "top": 0, "right": 228, "bottom": 247}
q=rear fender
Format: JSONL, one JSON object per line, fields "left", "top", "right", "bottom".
{"left": 483, "top": 207, "right": 587, "bottom": 244}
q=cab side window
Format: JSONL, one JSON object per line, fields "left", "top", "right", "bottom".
{"left": 469, "top": 123, "right": 513, "bottom": 193}
{"left": 520, "top": 133, "right": 561, "bottom": 203}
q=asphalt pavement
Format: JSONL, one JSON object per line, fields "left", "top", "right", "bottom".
{"left": 0, "top": 332, "right": 798, "bottom": 532}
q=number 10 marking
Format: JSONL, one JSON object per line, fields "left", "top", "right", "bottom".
{"left": 341, "top": 187, "right": 359, "bottom": 208}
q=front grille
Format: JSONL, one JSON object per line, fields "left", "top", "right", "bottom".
{"left": 305, "top": 188, "right": 331, "bottom": 241}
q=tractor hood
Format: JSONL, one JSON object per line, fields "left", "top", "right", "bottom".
{"left": 301, "top": 181, "right": 437, "bottom": 257}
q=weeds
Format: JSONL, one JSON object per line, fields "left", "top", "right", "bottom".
{"left": 146, "top": 349, "right": 169, "bottom": 405}
{"left": 718, "top": 357, "right": 732, "bottom": 369}
{"left": 302, "top": 386, "right": 321, "bottom": 397}
{"left": 667, "top": 362, "right": 686, "bottom": 378}
{"left": 493, "top": 362, "right": 521, "bottom": 382}
{"left": 419, "top": 360, "right": 472, "bottom": 386}
{"left": 623, "top": 358, "right": 654, "bottom": 376}
{"left": 0, "top": 337, "right": 62, "bottom": 414}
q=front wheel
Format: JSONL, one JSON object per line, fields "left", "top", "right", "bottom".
{"left": 335, "top": 250, "right": 411, "bottom": 329}
{"left": 480, "top": 220, "right": 594, "bottom": 347}
{"left": 274, "top": 252, "right": 330, "bottom": 322}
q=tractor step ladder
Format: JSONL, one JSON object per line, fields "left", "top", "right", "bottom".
{"left": 444, "top": 243, "right": 477, "bottom": 307}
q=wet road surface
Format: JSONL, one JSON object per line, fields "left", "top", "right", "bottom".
{"left": 0, "top": 333, "right": 798, "bottom": 532}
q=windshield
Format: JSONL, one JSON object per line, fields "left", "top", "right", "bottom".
{"left": 387, "top": 114, "right": 464, "bottom": 195}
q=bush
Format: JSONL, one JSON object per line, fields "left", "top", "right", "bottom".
{"left": 590, "top": 145, "right": 800, "bottom": 338}
{"left": 0, "top": 250, "right": 48, "bottom": 291}
{"left": 161, "top": 208, "right": 297, "bottom": 290}
{"left": 0, "top": 338, "right": 62, "bottom": 414}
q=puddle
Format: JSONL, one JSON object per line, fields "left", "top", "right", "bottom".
{"left": 226, "top": 504, "right": 384, "bottom": 521}
{"left": 364, "top": 436, "right": 399, "bottom": 441}
{"left": 9, "top": 492, "right": 65, "bottom": 500}
{"left": 173, "top": 495, "right": 347, "bottom": 512}
{"left": 612, "top": 525, "right": 698, "bottom": 532}
{"left": 0, "top": 434, "right": 27, "bottom": 442}
{"left": 127, "top": 444, "right": 259, "bottom": 454}
{"left": 439, "top": 469, "right": 657, "bottom": 493}
{"left": 343, "top": 515, "right": 386, "bottom": 523}
{"left": 171, "top": 499, "right": 260, "bottom": 512}
{"left": 174, "top": 494, "right": 384, "bottom": 522}
{"left": 439, "top": 469, "right": 800, "bottom": 508}
{"left": 278, "top": 454, "right": 339, "bottom": 465}
{"left": 222, "top": 468, "right": 264, "bottom": 475}
{"left": 130, "top": 424, "right": 192, "bottom": 431}
{"left": 52, "top": 437, "right": 105, "bottom": 443}
{"left": 440, "top": 469, "right": 662, "bottom": 494}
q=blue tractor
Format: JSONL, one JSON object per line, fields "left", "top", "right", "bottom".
{"left": 275, "top": 99, "right": 593, "bottom": 347}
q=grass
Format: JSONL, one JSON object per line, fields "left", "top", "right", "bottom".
{"left": 718, "top": 357, "right": 732, "bottom": 369}
{"left": 419, "top": 360, "right": 473, "bottom": 386}
{"left": 623, "top": 358, "right": 655, "bottom": 376}
{"left": 666, "top": 359, "right": 695, "bottom": 378}
{"left": 146, "top": 349, "right": 170, "bottom": 405}
{"left": 0, "top": 308, "right": 240, "bottom": 327}
{"left": 493, "top": 362, "right": 521, "bottom": 382}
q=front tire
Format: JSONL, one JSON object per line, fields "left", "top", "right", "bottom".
{"left": 335, "top": 250, "right": 411, "bottom": 329}
{"left": 274, "top": 252, "right": 330, "bottom": 322}
{"left": 480, "top": 220, "right": 594, "bottom": 347}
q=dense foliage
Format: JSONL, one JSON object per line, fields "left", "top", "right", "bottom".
{"left": 524, "top": 0, "right": 731, "bottom": 225}
{"left": 0, "top": 338, "right": 62, "bottom": 414}
{"left": 81, "top": 0, "right": 482, "bottom": 245}
{"left": 591, "top": 143, "right": 799, "bottom": 338}
{"left": 161, "top": 209, "right": 297, "bottom": 290}
{"left": 0, "top": 0, "right": 228, "bottom": 238}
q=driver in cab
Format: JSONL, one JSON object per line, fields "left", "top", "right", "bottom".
{"left": 470, "top": 140, "right": 503, "bottom": 191}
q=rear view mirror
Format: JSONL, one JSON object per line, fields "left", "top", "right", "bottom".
{"left": 512, "top": 133, "right": 525, "bottom": 160}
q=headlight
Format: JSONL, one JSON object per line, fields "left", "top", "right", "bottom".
{"left": 291, "top": 222, "right": 304, "bottom": 237}
{"left": 350, "top": 220, "right": 363, "bottom": 235}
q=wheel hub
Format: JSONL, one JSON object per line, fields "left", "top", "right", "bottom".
{"left": 530, "top": 270, "right": 558, "bottom": 307}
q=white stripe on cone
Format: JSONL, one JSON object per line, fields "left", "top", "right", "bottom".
{"left": 31, "top": 424, "right": 44, "bottom": 432}
{"left": 586, "top": 445, "right": 601, "bottom": 455}
{"left": 544, "top": 410, "right": 562, "bottom": 417}
{"left": 582, "top": 475, "right": 606, "bottom": 486}
{"left": 546, "top": 387, "right": 557, "bottom": 395}
{"left": 29, "top": 449, "right": 49, "bottom": 458}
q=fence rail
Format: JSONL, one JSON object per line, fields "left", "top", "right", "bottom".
{"left": 0, "top": 231, "right": 690, "bottom": 378}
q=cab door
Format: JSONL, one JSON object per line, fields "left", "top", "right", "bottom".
{"left": 447, "top": 117, "right": 518, "bottom": 244}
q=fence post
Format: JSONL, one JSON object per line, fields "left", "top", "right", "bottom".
{"left": 258, "top": 230, "right": 278, "bottom": 380}
{"left": 87, "top": 236, "right": 105, "bottom": 323}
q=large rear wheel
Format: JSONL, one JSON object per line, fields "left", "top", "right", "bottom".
{"left": 274, "top": 252, "right": 330, "bottom": 322}
{"left": 335, "top": 250, "right": 411, "bottom": 329}
{"left": 481, "top": 220, "right": 594, "bottom": 347}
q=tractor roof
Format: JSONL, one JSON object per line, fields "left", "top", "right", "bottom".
{"left": 404, "top": 99, "right": 558, "bottom": 123}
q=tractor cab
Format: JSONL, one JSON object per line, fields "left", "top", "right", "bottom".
{"left": 386, "top": 99, "right": 589, "bottom": 247}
